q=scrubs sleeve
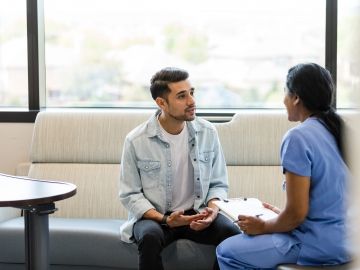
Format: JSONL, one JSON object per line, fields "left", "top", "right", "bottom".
{"left": 280, "top": 129, "right": 312, "bottom": 177}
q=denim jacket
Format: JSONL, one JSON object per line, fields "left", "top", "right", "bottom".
{"left": 119, "top": 111, "right": 229, "bottom": 243}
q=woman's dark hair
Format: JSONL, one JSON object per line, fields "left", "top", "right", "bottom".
{"left": 150, "top": 67, "right": 189, "bottom": 100}
{"left": 286, "top": 63, "right": 345, "bottom": 159}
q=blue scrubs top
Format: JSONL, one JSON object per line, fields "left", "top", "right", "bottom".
{"left": 281, "top": 117, "right": 351, "bottom": 265}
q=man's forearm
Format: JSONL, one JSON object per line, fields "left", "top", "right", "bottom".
{"left": 206, "top": 186, "right": 228, "bottom": 206}
{"left": 207, "top": 198, "right": 220, "bottom": 214}
{"left": 142, "top": 208, "right": 164, "bottom": 223}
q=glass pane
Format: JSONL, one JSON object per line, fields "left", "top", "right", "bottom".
{"left": 44, "top": 0, "right": 325, "bottom": 108}
{"left": 0, "top": 1, "right": 28, "bottom": 108}
{"left": 338, "top": 0, "right": 360, "bottom": 109}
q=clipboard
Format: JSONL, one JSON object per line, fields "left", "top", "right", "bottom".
{"left": 213, "top": 198, "right": 278, "bottom": 222}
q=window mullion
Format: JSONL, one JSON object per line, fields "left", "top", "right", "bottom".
{"left": 325, "top": 0, "right": 338, "bottom": 107}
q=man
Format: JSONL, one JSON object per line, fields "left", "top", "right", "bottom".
{"left": 119, "top": 67, "right": 240, "bottom": 270}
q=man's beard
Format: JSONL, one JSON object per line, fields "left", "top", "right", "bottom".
{"left": 168, "top": 110, "right": 195, "bottom": 122}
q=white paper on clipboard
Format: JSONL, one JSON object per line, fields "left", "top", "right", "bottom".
{"left": 213, "top": 198, "right": 278, "bottom": 221}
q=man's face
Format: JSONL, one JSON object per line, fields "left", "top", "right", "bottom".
{"left": 160, "top": 80, "right": 196, "bottom": 121}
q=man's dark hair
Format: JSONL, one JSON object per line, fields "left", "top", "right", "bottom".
{"left": 150, "top": 67, "right": 189, "bottom": 100}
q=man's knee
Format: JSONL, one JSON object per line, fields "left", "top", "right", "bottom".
{"left": 223, "top": 223, "right": 241, "bottom": 237}
{"left": 139, "top": 230, "right": 164, "bottom": 246}
{"left": 213, "top": 215, "right": 241, "bottom": 241}
{"left": 136, "top": 222, "right": 166, "bottom": 251}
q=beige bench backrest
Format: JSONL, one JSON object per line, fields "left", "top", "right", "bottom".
{"left": 28, "top": 111, "right": 298, "bottom": 218}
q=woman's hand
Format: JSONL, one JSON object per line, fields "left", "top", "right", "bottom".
{"left": 236, "top": 215, "right": 266, "bottom": 235}
{"left": 263, "top": 202, "right": 281, "bottom": 214}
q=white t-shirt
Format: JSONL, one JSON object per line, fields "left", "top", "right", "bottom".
{"left": 159, "top": 122, "right": 194, "bottom": 211}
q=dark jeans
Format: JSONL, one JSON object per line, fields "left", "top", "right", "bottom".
{"left": 133, "top": 210, "right": 241, "bottom": 270}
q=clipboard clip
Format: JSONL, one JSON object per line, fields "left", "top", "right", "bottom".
{"left": 223, "top": 197, "right": 247, "bottom": 203}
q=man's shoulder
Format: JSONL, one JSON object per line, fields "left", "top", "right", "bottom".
{"left": 125, "top": 118, "right": 152, "bottom": 142}
{"left": 193, "top": 117, "right": 217, "bottom": 132}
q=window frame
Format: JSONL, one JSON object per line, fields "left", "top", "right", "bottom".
{"left": 0, "top": 0, "right": 338, "bottom": 123}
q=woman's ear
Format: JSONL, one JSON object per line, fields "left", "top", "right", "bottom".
{"left": 293, "top": 95, "right": 300, "bottom": 106}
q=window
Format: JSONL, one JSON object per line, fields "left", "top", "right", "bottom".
{"left": 44, "top": 0, "right": 326, "bottom": 109}
{"left": 0, "top": 0, "right": 28, "bottom": 109}
{"left": 337, "top": 0, "right": 360, "bottom": 108}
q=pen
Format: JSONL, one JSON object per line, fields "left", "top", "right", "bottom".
{"left": 232, "top": 214, "right": 263, "bottom": 223}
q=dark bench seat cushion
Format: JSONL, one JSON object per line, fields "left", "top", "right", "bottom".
{"left": 0, "top": 217, "right": 215, "bottom": 270}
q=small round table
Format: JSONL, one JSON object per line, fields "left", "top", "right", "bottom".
{"left": 0, "top": 173, "right": 76, "bottom": 270}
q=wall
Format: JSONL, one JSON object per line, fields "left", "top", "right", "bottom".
{"left": 353, "top": 114, "right": 360, "bottom": 268}
{"left": 352, "top": 109, "right": 360, "bottom": 267}
{"left": 0, "top": 123, "right": 34, "bottom": 175}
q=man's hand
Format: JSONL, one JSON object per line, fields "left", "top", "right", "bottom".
{"left": 190, "top": 207, "right": 218, "bottom": 231}
{"left": 167, "top": 210, "right": 206, "bottom": 228}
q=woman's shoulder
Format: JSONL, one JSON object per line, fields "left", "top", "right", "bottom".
{"left": 284, "top": 118, "right": 320, "bottom": 140}
{"left": 282, "top": 120, "right": 323, "bottom": 152}
{"left": 283, "top": 123, "right": 306, "bottom": 141}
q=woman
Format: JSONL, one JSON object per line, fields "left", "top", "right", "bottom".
{"left": 216, "top": 63, "right": 351, "bottom": 269}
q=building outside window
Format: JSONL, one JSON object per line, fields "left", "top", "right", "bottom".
{"left": 337, "top": 0, "right": 360, "bottom": 108}
{"left": 2, "top": 1, "right": 357, "bottom": 111}
{"left": 43, "top": 0, "right": 326, "bottom": 109}
{"left": 0, "top": 0, "right": 28, "bottom": 109}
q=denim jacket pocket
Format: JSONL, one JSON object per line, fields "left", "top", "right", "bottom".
{"left": 137, "top": 160, "right": 161, "bottom": 189}
{"left": 199, "top": 151, "right": 214, "bottom": 180}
